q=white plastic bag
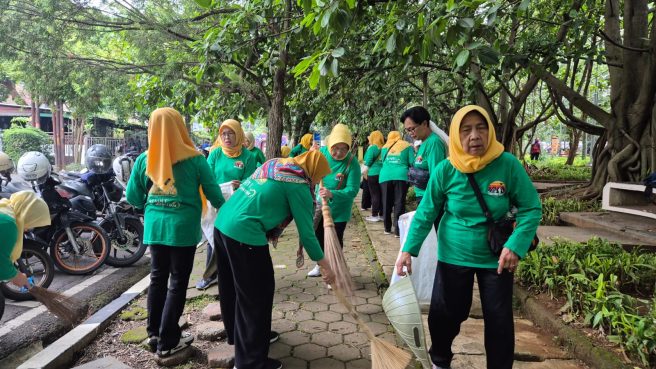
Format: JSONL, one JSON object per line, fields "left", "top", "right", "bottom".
{"left": 391, "top": 211, "right": 438, "bottom": 307}
{"left": 201, "top": 201, "right": 218, "bottom": 247}
{"left": 219, "top": 182, "right": 234, "bottom": 201}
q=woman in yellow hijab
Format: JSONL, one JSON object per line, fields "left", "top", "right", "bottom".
{"left": 362, "top": 131, "right": 385, "bottom": 221}
{"left": 244, "top": 132, "right": 266, "bottom": 165}
{"left": 379, "top": 130, "right": 414, "bottom": 237}
{"left": 0, "top": 191, "right": 50, "bottom": 288}
{"left": 126, "top": 107, "right": 225, "bottom": 357}
{"left": 289, "top": 133, "right": 313, "bottom": 157}
{"left": 197, "top": 119, "right": 257, "bottom": 290}
{"left": 396, "top": 105, "right": 541, "bottom": 369}
{"left": 213, "top": 150, "right": 335, "bottom": 369}
{"left": 280, "top": 145, "right": 291, "bottom": 158}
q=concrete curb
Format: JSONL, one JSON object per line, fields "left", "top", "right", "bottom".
{"left": 351, "top": 204, "right": 390, "bottom": 291}
{"left": 514, "top": 286, "right": 634, "bottom": 369}
{"left": 17, "top": 274, "right": 151, "bottom": 369}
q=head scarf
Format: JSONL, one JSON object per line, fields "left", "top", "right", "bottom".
{"left": 383, "top": 131, "right": 411, "bottom": 154}
{"left": 146, "top": 108, "right": 201, "bottom": 193}
{"left": 300, "top": 134, "right": 313, "bottom": 150}
{"left": 218, "top": 119, "right": 245, "bottom": 158}
{"left": 0, "top": 191, "right": 50, "bottom": 262}
{"left": 280, "top": 145, "right": 291, "bottom": 158}
{"left": 245, "top": 132, "right": 256, "bottom": 150}
{"left": 368, "top": 130, "right": 384, "bottom": 148}
{"left": 327, "top": 124, "right": 352, "bottom": 149}
{"left": 448, "top": 105, "right": 504, "bottom": 173}
{"left": 279, "top": 150, "right": 331, "bottom": 184}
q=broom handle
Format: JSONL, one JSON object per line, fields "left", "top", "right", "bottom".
{"left": 333, "top": 287, "right": 376, "bottom": 340}
{"left": 319, "top": 180, "right": 335, "bottom": 228}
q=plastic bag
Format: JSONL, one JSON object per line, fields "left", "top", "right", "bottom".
{"left": 391, "top": 211, "right": 438, "bottom": 307}
{"left": 200, "top": 182, "right": 234, "bottom": 248}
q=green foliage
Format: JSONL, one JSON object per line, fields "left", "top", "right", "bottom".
{"left": 1, "top": 125, "right": 51, "bottom": 163}
{"left": 540, "top": 197, "right": 601, "bottom": 225}
{"left": 9, "top": 117, "right": 29, "bottom": 127}
{"left": 518, "top": 238, "right": 656, "bottom": 366}
{"left": 529, "top": 159, "right": 592, "bottom": 181}
{"left": 119, "top": 306, "right": 148, "bottom": 321}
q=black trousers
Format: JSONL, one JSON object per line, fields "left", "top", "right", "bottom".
{"left": 314, "top": 219, "right": 347, "bottom": 251}
{"left": 147, "top": 244, "right": 196, "bottom": 350}
{"left": 530, "top": 152, "right": 539, "bottom": 160}
{"left": 367, "top": 175, "right": 382, "bottom": 216}
{"left": 361, "top": 179, "right": 371, "bottom": 209}
{"left": 382, "top": 180, "right": 408, "bottom": 235}
{"left": 428, "top": 261, "right": 515, "bottom": 369}
{"left": 215, "top": 228, "right": 274, "bottom": 369}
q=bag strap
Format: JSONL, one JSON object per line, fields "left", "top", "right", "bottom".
{"left": 466, "top": 174, "right": 494, "bottom": 223}
{"left": 336, "top": 153, "right": 356, "bottom": 190}
{"left": 382, "top": 141, "right": 399, "bottom": 162}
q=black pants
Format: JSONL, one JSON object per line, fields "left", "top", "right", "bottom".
{"left": 368, "top": 175, "right": 382, "bottom": 216}
{"left": 147, "top": 244, "right": 196, "bottom": 351}
{"left": 382, "top": 180, "right": 408, "bottom": 235}
{"left": 215, "top": 228, "right": 275, "bottom": 369}
{"left": 361, "top": 179, "right": 371, "bottom": 210}
{"left": 530, "top": 152, "right": 539, "bottom": 160}
{"left": 314, "top": 220, "right": 347, "bottom": 251}
{"left": 428, "top": 261, "right": 515, "bottom": 369}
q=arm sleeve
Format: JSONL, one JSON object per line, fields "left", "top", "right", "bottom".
{"left": 288, "top": 186, "right": 324, "bottom": 261}
{"left": 504, "top": 157, "right": 542, "bottom": 258}
{"left": 331, "top": 156, "right": 362, "bottom": 202}
{"left": 197, "top": 157, "right": 225, "bottom": 209}
{"left": 0, "top": 218, "right": 18, "bottom": 281}
{"left": 427, "top": 139, "right": 447, "bottom": 172}
{"left": 241, "top": 152, "right": 257, "bottom": 180}
{"left": 126, "top": 155, "right": 147, "bottom": 210}
{"left": 207, "top": 148, "right": 218, "bottom": 174}
{"left": 402, "top": 167, "right": 445, "bottom": 256}
{"left": 404, "top": 146, "right": 415, "bottom": 167}
{"left": 257, "top": 150, "right": 266, "bottom": 165}
{"left": 363, "top": 146, "right": 378, "bottom": 167}
{"left": 289, "top": 145, "right": 300, "bottom": 158}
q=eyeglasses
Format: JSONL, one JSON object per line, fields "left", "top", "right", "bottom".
{"left": 405, "top": 125, "right": 419, "bottom": 133}
{"left": 221, "top": 131, "right": 236, "bottom": 138}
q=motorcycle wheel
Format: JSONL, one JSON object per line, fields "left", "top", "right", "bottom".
{"left": 0, "top": 242, "right": 55, "bottom": 301}
{"left": 0, "top": 290, "right": 4, "bottom": 320}
{"left": 102, "top": 217, "right": 146, "bottom": 267}
{"left": 50, "top": 221, "right": 110, "bottom": 275}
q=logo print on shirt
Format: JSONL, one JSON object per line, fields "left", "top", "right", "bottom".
{"left": 335, "top": 173, "right": 344, "bottom": 181}
{"left": 234, "top": 161, "right": 244, "bottom": 169}
{"left": 487, "top": 181, "right": 506, "bottom": 196}
{"left": 415, "top": 155, "right": 423, "bottom": 164}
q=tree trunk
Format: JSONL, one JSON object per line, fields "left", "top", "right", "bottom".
{"left": 565, "top": 128, "right": 582, "bottom": 165}
{"left": 34, "top": 98, "right": 41, "bottom": 129}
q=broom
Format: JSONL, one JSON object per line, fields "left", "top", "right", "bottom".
{"left": 319, "top": 192, "right": 412, "bottom": 369}
{"left": 29, "top": 285, "right": 79, "bottom": 326}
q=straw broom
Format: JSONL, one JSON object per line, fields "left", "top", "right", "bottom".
{"left": 29, "top": 286, "right": 79, "bottom": 326}
{"left": 319, "top": 193, "right": 411, "bottom": 369}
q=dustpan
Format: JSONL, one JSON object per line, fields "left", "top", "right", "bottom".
{"left": 382, "top": 276, "right": 431, "bottom": 369}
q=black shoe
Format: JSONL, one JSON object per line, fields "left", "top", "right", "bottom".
{"left": 269, "top": 331, "right": 280, "bottom": 344}
{"left": 157, "top": 332, "right": 194, "bottom": 357}
{"left": 266, "top": 358, "right": 282, "bottom": 369}
{"left": 147, "top": 336, "right": 159, "bottom": 353}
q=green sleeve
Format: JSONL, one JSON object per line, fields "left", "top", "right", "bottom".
{"left": 289, "top": 145, "right": 301, "bottom": 158}
{"left": 126, "top": 154, "right": 148, "bottom": 210}
{"left": 241, "top": 151, "right": 257, "bottom": 180}
{"left": 504, "top": 156, "right": 542, "bottom": 258}
{"left": 0, "top": 216, "right": 18, "bottom": 281}
{"left": 332, "top": 155, "right": 361, "bottom": 202}
{"left": 427, "top": 139, "right": 446, "bottom": 171}
{"left": 197, "top": 157, "right": 225, "bottom": 209}
{"left": 404, "top": 146, "right": 415, "bottom": 167}
{"left": 363, "top": 146, "right": 379, "bottom": 167}
{"left": 207, "top": 148, "right": 219, "bottom": 175}
{"left": 256, "top": 149, "right": 266, "bottom": 165}
{"left": 402, "top": 167, "right": 445, "bottom": 256}
{"left": 288, "top": 186, "right": 324, "bottom": 261}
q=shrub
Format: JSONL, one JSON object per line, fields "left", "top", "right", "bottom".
{"left": 540, "top": 197, "right": 601, "bottom": 225}
{"left": 2, "top": 125, "right": 52, "bottom": 163}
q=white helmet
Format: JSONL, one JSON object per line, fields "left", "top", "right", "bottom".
{"left": 112, "top": 154, "right": 134, "bottom": 187}
{"left": 0, "top": 152, "right": 13, "bottom": 172}
{"left": 17, "top": 151, "right": 51, "bottom": 184}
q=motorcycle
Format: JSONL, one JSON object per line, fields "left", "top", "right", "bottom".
{"left": 58, "top": 172, "right": 146, "bottom": 267}
{"left": 0, "top": 239, "right": 55, "bottom": 301}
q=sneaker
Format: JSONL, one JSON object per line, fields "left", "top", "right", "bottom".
{"left": 269, "top": 331, "right": 280, "bottom": 344}
{"left": 383, "top": 230, "right": 392, "bottom": 235}
{"left": 432, "top": 365, "right": 450, "bottom": 369}
{"left": 157, "top": 332, "right": 194, "bottom": 357}
{"left": 307, "top": 264, "right": 321, "bottom": 277}
{"left": 147, "top": 336, "right": 159, "bottom": 353}
{"left": 376, "top": 216, "right": 384, "bottom": 221}
{"left": 394, "top": 234, "right": 400, "bottom": 238}
{"left": 195, "top": 276, "right": 218, "bottom": 290}
{"left": 266, "top": 358, "right": 283, "bottom": 369}
{"left": 365, "top": 216, "right": 381, "bottom": 222}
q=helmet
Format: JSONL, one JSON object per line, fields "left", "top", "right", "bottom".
{"left": 17, "top": 151, "right": 51, "bottom": 184}
{"left": 0, "top": 152, "right": 13, "bottom": 172}
{"left": 85, "top": 144, "right": 112, "bottom": 174}
{"left": 112, "top": 154, "right": 134, "bottom": 187}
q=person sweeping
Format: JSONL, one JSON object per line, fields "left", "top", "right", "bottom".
{"left": 126, "top": 107, "right": 225, "bottom": 358}
{"left": 213, "top": 150, "right": 335, "bottom": 369}
{"left": 244, "top": 131, "right": 266, "bottom": 165}
{"left": 289, "top": 133, "right": 313, "bottom": 157}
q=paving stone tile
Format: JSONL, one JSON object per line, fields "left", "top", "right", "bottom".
{"left": 207, "top": 343, "right": 234, "bottom": 368}
{"left": 344, "top": 332, "right": 369, "bottom": 347}
{"left": 273, "top": 318, "right": 297, "bottom": 333}
{"left": 202, "top": 302, "right": 222, "bottom": 321}
{"left": 309, "top": 357, "right": 345, "bottom": 369}
{"left": 280, "top": 356, "right": 308, "bottom": 369}
{"left": 271, "top": 309, "right": 285, "bottom": 320}
{"left": 293, "top": 343, "right": 327, "bottom": 361}
{"left": 311, "top": 331, "right": 343, "bottom": 347}
{"left": 274, "top": 301, "right": 300, "bottom": 312}
{"left": 328, "top": 321, "right": 357, "bottom": 335}
{"left": 329, "top": 303, "right": 349, "bottom": 314}
{"left": 278, "top": 286, "right": 303, "bottom": 296}
{"left": 301, "top": 301, "right": 328, "bottom": 312}
{"left": 280, "top": 330, "right": 311, "bottom": 346}
{"left": 355, "top": 303, "right": 383, "bottom": 314}
{"left": 298, "top": 320, "right": 327, "bottom": 334}
{"left": 369, "top": 312, "right": 390, "bottom": 324}
{"left": 269, "top": 342, "right": 292, "bottom": 359}
{"left": 316, "top": 294, "right": 338, "bottom": 304}
{"left": 364, "top": 321, "right": 389, "bottom": 336}
{"left": 285, "top": 309, "right": 313, "bottom": 322}
{"left": 314, "top": 310, "right": 342, "bottom": 323}
{"left": 196, "top": 321, "right": 226, "bottom": 341}
{"left": 328, "top": 344, "right": 361, "bottom": 361}
{"left": 345, "top": 358, "right": 371, "bottom": 368}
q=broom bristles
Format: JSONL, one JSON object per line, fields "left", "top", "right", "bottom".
{"left": 371, "top": 336, "right": 413, "bottom": 369}
{"left": 321, "top": 201, "right": 355, "bottom": 296}
{"left": 30, "top": 286, "right": 79, "bottom": 325}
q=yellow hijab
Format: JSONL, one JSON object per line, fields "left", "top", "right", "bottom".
{"left": 328, "top": 123, "right": 352, "bottom": 149}
{"left": 0, "top": 191, "right": 51, "bottom": 262}
{"left": 280, "top": 150, "right": 331, "bottom": 183}
{"left": 219, "top": 119, "right": 245, "bottom": 158}
{"left": 448, "top": 105, "right": 504, "bottom": 173}
{"left": 300, "top": 134, "right": 313, "bottom": 150}
{"left": 280, "top": 145, "right": 291, "bottom": 158}
{"left": 244, "top": 132, "right": 256, "bottom": 150}
{"left": 368, "top": 130, "right": 384, "bottom": 148}
{"left": 383, "top": 131, "right": 411, "bottom": 154}
{"left": 146, "top": 108, "right": 201, "bottom": 193}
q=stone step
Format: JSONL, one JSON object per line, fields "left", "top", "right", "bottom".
{"left": 537, "top": 225, "right": 656, "bottom": 251}
{"left": 72, "top": 356, "right": 132, "bottom": 369}
{"left": 559, "top": 212, "right": 656, "bottom": 247}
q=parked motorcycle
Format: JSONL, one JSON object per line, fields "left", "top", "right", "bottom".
{"left": 0, "top": 239, "right": 55, "bottom": 301}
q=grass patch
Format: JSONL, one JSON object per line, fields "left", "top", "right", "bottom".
{"left": 184, "top": 294, "right": 216, "bottom": 313}
{"left": 540, "top": 196, "right": 601, "bottom": 225}
{"left": 119, "top": 306, "right": 148, "bottom": 321}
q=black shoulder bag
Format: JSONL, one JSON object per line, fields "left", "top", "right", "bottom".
{"left": 466, "top": 174, "right": 539, "bottom": 257}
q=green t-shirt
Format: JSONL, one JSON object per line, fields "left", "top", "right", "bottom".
{"left": 402, "top": 153, "right": 542, "bottom": 268}
{"left": 289, "top": 144, "right": 308, "bottom": 158}
{"left": 207, "top": 148, "right": 257, "bottom": 184}
{"left": 0, "top": 213, "right": 18, "bottom": 281}
{"left": 126, "top": 153, "right": 225, "bottom": 246}
{"left": 316, "top": 147, "right": 361, "bottom": 223}
{"left": 412, "top": 133, "right": 447, "bottom": 198}
{"left": 379, "top": 145, "right": 415, "bottom": 183}
{"left": 215, "top": 178, "right": 324, "bottom": 261}
{"left": 363, "top": 145, "right": 383, "bottom": 176}
{"left": 249, "top": 147, "right": 266, "bottom": 165}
